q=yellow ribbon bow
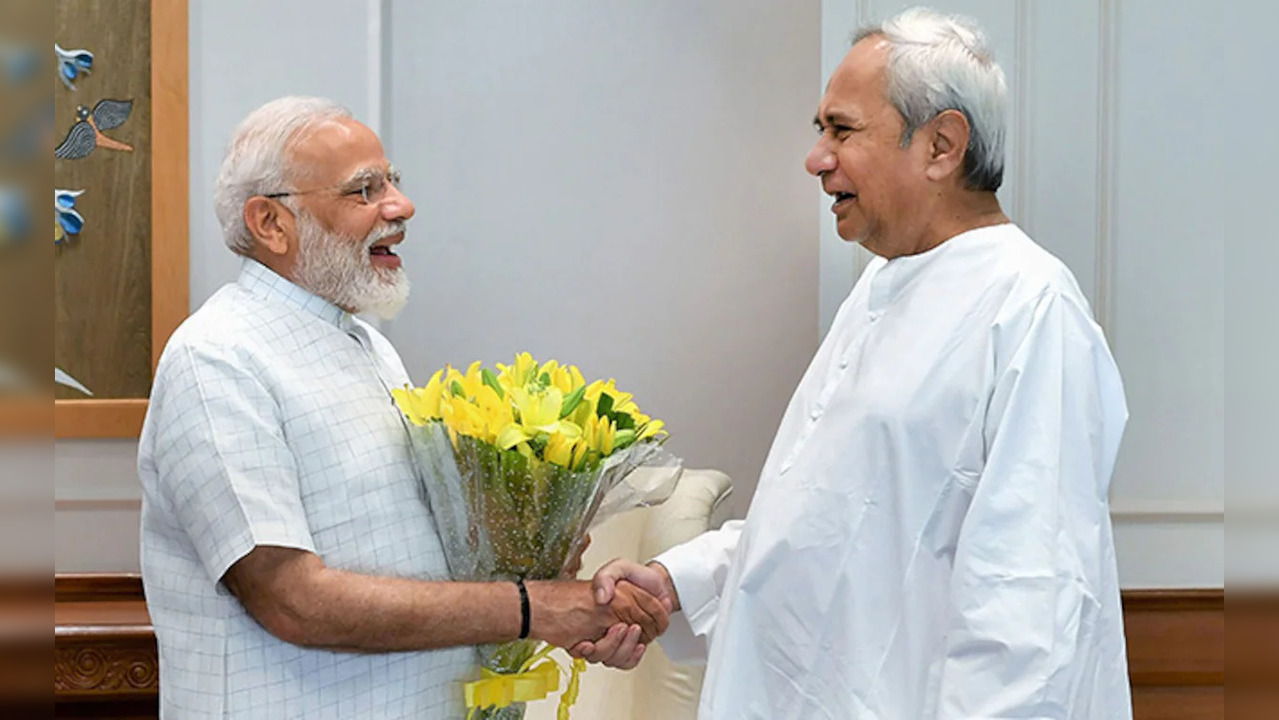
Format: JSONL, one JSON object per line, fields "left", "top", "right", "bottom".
{"left": 464, "top": 646, "right": 587, "bottom": 720}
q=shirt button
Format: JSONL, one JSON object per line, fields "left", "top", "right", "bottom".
{"left": 838, "top": 358, "right": 849, "bottom": 369}
{"left": 810, "top": 408, "right": 821, "bottom": 421}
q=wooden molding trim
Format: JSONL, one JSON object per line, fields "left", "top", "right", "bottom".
{"left": 50, "top": 575, "right": 1226, "bottom": 613}
{"left": 1122, "top": 588, "right": 1224, "bottom": 612}
{"left": 54, "top": 399, "right": 148, "bottom": 438}
{"left": 150, "top": 0, "right": 190, "bottom": 371}
{"left": 55, "top": 645, "right": 159, "bottom": 701}
{"left": 56, "top": 574, "right": 144, "bottom": 603}
{"left": 55, "top": 574, "right": 155, "bottom": 705}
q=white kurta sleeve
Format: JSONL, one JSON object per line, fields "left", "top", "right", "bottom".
{"left": 145, "top": 341, "right": 317, "bottom": 584}
{"left": 650, "top": 520, "right": 744, "bottom": 663}
{"left": 934, "top": 291, "right": 1128, "bottom": 719}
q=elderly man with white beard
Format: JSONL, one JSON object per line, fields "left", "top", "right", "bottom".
{"left": 137, "top": 97, "right": 668, "bottom": 720}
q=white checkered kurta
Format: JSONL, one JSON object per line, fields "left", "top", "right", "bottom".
{"left": 139, "top": 259, "right": 475, "bottom": 719}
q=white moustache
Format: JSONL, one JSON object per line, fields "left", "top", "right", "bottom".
{"left": 364, "top": 221, "right": 406, "bottom": 249}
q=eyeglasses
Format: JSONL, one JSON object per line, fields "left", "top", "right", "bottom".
{"left": 262, "top": 168, "right": 403, "bottom": 205}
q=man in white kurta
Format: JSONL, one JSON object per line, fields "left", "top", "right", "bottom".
{"left": 581, "top": 9, "right": 1133, "bottom": 718}
{"left": 656, "top": 223, "right": 1130, "bottom": 718}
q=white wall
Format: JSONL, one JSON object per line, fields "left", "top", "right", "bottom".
{"left": 1224, "top": 2, "right": 1279, "bottom": 586}
{"left": 54, "top": 0, "right": 821, "bottom": 569}
{"left": 819, "top": 0, "right": 1226, "bottom": 588}
{"left": 382, "top": 0, "right": 820, "bottom": 516}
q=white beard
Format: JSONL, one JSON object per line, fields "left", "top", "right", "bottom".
{"left": 292, "top": 213, "right": 411, "bottom": 320}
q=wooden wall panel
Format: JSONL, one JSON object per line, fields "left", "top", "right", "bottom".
{"left": 53, "top": 0, "right": 188, "bottom": 438}
{"left": 55, "top": 575, "right": 156, "bottom": 718}
{"left": 1132, "top": 687, "right": 1224, "bottom": 720}
{"left": 1123, "top": 590, "right": 1225, "bottom": 719}
{"left": 54, "top": 0, "right": 154, "bottom": 400}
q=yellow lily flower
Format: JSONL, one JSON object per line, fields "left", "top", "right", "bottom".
{"left": 571, "top": 438, "right": 589, "bottom": 470}
{"left": 496, "top": 423, "right": 531, "bottom": 450}
{"left": 511, "top": 386, "right": 563, "bottom": 433}
{"left": 582, "top": 379, "right": 605, "bottom": 403}
{"left": 541, "top": 359, "right": 560, "bottom": 380}
{"left": 394, "top": 354, "right": 666, "bottom": 469}
{"left": 514, "top": 353, "right": 539, "bottom": 384}
{"left": 393, "top": 370, "right": 449, "bottom": 425}
{"left": 598, "top": 379, "right": 638, "bottom": 415}
{"left": 598, "top": 417, "right": 615, "bottom": 456}
{"left": 544, "top": 433, "right": 578, "bottom": 468}
{"left": 461, "top": 361, "right": 487, "bottom": 398}
{"left": 582, "top": 414, "right": 616, "bottom": 456}
{"left": 390, "top": 388, "right": 419, "bottom": 425}
{"left": 638, "top": 419, "right": 665, "bottom": 440}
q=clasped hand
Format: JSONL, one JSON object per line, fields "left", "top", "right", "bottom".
{"left": 530, "top": 558, "right": 677, "bottom": 670}
{"left": 531, "top": 558, "right": 679, "bottom": 670}
{"left": 528, "top": 578, "right": 667, "bottom": 670}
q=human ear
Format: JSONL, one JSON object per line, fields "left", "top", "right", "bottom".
{"left": 243, "top": 196, "right": 294, "bottom": 257}
{"left": 923, "top": 109, "right": 970, "bottom": 182}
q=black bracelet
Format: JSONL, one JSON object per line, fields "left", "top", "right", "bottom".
{"left": 515, "top": 578, "right": 531, "bottom": 640}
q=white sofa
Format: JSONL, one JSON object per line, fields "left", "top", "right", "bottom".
{"left": 524, "top": 468, "right": 733, "bottom": 720}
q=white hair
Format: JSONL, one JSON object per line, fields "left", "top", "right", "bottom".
{"left": 853, "top": 7, "right": 1007, "bottom": 191}
{"left": 213, "top": 96, "right": 353, "bottom": 255}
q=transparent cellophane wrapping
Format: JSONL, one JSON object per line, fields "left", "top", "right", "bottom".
{"left": 409, "top": 422, "right": 682, "bottom": 719}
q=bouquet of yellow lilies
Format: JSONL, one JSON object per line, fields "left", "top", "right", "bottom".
{"left": 393, "top": 353, "right": 680, "bottom": 720}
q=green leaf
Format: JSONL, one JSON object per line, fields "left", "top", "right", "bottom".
{"left": 450, "top": 380, "right": 466, "bottom": 398}
{"left": 614, "top": 412, "right": 635, "bottom": 431}
{"left": 559, "top": 385, "right": 586, "bottom": 419}
{"left": 481, "top": 368, "right": 505, "bottom": 400}
{"left": 613, "top": 428, "right": 637, "bottom": 450}
{"left": 596, "top": 392, "right": 614, "bottom": 418}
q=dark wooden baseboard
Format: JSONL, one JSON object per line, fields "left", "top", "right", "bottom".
{"left": 56, "top": 574, "right": 145, "bottom": 603}
{"left": 50, "top": 575, "right": 1231, "bottom": 719}
{"left": 1122, "top": 589, "right": 1224, "bottom": 718}
{"left": 54, "top": 574, "right": 157, "bottom": 718}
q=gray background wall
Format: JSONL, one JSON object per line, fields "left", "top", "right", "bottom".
{"left": 56, "top": 0, "right": 1249, "bottom": 590}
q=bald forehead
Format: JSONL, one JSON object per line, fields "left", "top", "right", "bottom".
{"left": 287, "top": 118, "right": 387, "bottom": 184}
{"left": 816, "top": 36, "right": 891, "bottom": 126}
{"left": 829, "top": 35, "right": 889, "bottom": 93}
{"left": 289, "top": 118, "right": 376, "bottom": 166}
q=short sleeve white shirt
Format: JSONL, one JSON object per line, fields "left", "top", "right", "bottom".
{"left": 140, "top": 259, "right": 475, "bottom": 719}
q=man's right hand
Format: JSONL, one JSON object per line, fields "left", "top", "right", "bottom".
{"left": 525, "top": 579, "right": 669, "bottom": 651}
{"left": 568, "top": 558, "right": 681, "bottom": 669}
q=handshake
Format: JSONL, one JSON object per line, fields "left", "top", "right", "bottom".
{"left": 525, "top": 559, "right": 681, "bottom": 670}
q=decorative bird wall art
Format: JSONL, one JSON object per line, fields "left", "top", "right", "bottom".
{"left": 55, "top": 367, "right": 94, "bottom": 396}
{"left": 55, "top": 99, "right": 133, "bottom": 159}
{"left": 54, "top": 43, "right": 93, "bottom": 90}
{"left": 54, "top": 189, "right": 86, "bottom": 245}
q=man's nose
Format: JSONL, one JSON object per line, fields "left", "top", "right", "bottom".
{"left": 381, "top": 181, "right": 415, "bottom": 222}
{"left": 805, "top": 138, "right": 835, "bottom": 177}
